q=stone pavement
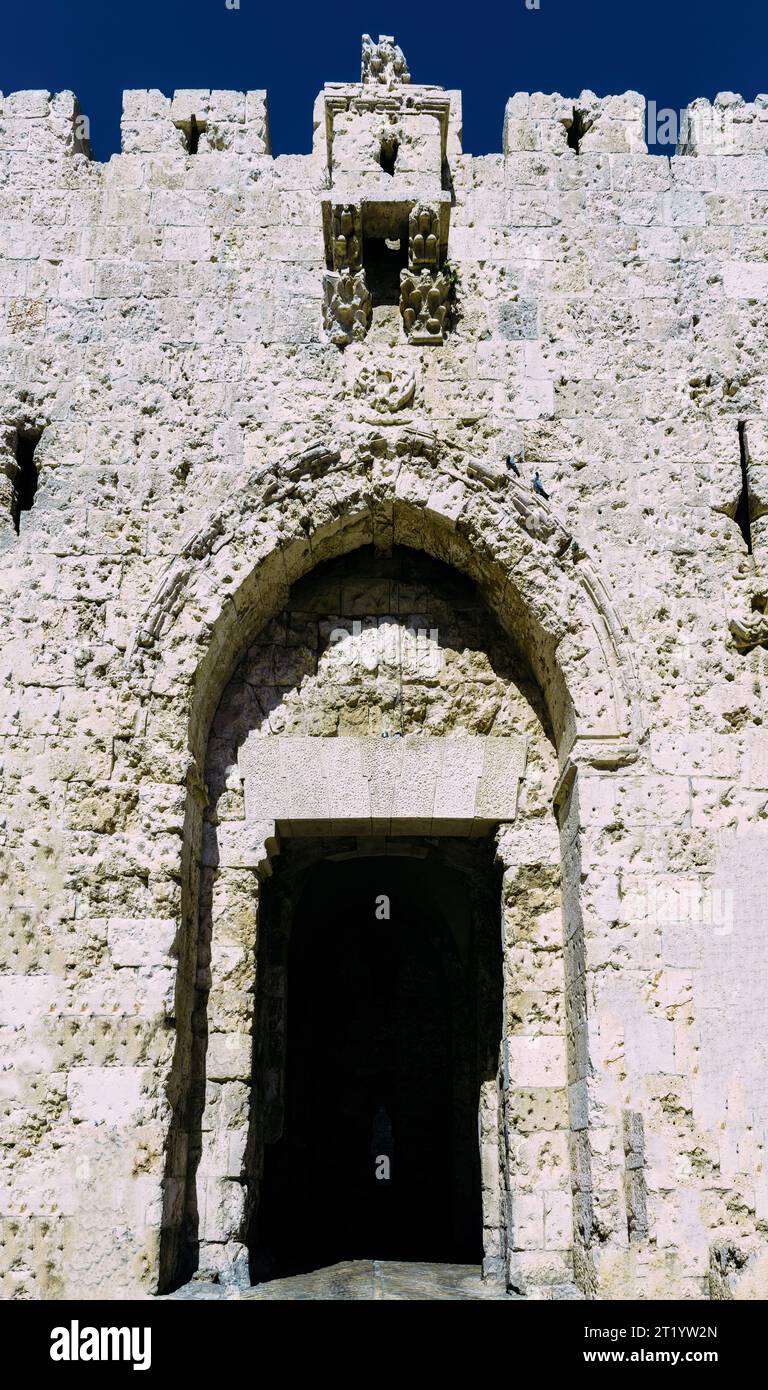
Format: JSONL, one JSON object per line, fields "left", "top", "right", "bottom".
{"left": 170, "top": 1261, "right": 521, "bottom": 1301}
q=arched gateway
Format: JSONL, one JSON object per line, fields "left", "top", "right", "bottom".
{"left": 127, "top": 449, "right": 640, "bottom": 1297}
{"left": 7, "top": 31, "right": 768, "bottom": 1306}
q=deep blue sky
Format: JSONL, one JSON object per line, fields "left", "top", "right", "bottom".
{"left": 1, "top": 0, "right": 765, "bottom": 160}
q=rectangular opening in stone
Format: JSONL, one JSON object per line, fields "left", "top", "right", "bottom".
{"left": 363, "top": 232, "right": 408, "bottom": 307}
{"left": 248, "top": 835, "right": 503, "bottom": 1288}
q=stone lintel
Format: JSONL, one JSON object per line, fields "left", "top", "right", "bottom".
{"left": 238, "top": 734, "right": 527, "bottom": 836}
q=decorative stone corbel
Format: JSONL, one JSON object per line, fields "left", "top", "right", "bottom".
{"left": 322, "top": 203, "right": 372, "bottom": 347}
{"left": 331, "top": 203, "right": 362, "bottom": 273}
{"left": 400, "top": 203, "right": 452, "bottom": 345}
{"left": 729, "top": 592, "right": 768, "bottom": 653}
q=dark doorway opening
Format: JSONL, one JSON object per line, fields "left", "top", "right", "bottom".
{"left": 364, "top": 235, "right": 408, "bottom": 307}
{"left": 250, "top": 842, "right": 502, "bottom": 1281}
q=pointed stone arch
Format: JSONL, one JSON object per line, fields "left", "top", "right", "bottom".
{"left": 128, "top": 440, "right": 641, "bottom": 769}
{"left": 127, "top": 440, "right": 644, "bottom": 1296}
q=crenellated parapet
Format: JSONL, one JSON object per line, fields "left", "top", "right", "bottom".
{"left": 0, "top": 89, "right": 92, "bottom": 165}
{"left": 678, "top": 92, "right": 768, "bottom": 154}
{"left": 120, "top": 87, "right": 270, "bottom": 155}
{"left": 504, "top": 89, "right": 647, "bottom": 154}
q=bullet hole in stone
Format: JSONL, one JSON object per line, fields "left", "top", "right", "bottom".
{"left": 12, "top": 429, "right": 42, "bottom": 535}
{"left": 735, "top": 421, "right": 753, "bottom": 554}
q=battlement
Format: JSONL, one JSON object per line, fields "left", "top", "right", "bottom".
{"left": 0, "top": 89, "right": 91, "bottom": 156}
{"left": 6, "top": 77, "right": 768, "bottom": 164}
{"left": 504, "top": 90, "right": 647, "bottom": 154}
{"left": 679, "top": 92, "right": 768, "bottom": 154}
{"left": 121, "top": 88, "right": 270, "bottom": 156}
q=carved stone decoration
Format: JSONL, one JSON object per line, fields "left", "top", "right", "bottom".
{"left": 399, "top": 202, "right": 451, "bottom": 343}
{"left": 323, "top": 269, "right": 372, "bottom": 347}
{"left": 361, "top": 34, "right": 410, "bottom": 88}
{"left": 353, "top": 363, "right": 416, "bottom": 413}
{"left": 351, "top": 361, "right": 413, "bottom": 408}
{"left": 331, "top": 203, "right": 362, "bottom": 272}
{"left": 400, "top": 267, "right": 451, "bottom": 345}
{"left": 729, "top": 593, "right": 768, "bottom": 652}
{"left": 409, "top": 203, "right": 441, "bottom": 270}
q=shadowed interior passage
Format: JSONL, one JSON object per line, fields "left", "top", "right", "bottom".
{"left": 251, "top": 847, "right": 502, "bottom": 1280}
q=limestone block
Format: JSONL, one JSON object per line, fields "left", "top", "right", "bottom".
{"left": 67, "top": 1067, "right": 146, "bottom": 1125}
{"left": 503, "top": 1037, "right": 568, "bottom": 1089}
{"left": 434, "top": 737, "right": 484, "bottom": 820}
{"left": 239, "top": 739, "right": 284, "bottom": 820}
{"left": 170, "top": 90, "right": 210, "bottom": 125}
{"left": 198, "top": 1176, "right": 246, "bottom": 1243}
{"left": 214, "top": 822, "right": 275, "bottom": 869}
{"left": 0, "top": 976, "right": 60, "bottom": 1033}
{"left": 511, "top": 1249, "right": 575, "bottom": 1287}
{"left": 324, "top": 756, "right": 371, "bottom": 828}
{"left": 200, "top": 1081, "right": 250, "bottom": 1134}
{"left": 510, "top": 1192, "right": 544, "bottom": 1250}
{"left": 475, "top": 737, "right": 527, "bottom": 818}
{"left": 544, "top": 1190, "right": 573, "bottom": 1249}
{"left": 197, "top": 1126, "right": 249, "bottom": 1180}
{"left": 509, "top": 1129, "right": 571, "bottom": 1190}
{"left": 206, "top": 1033, "right": 252, "bottom": 1082}
{"left": 391, "top": 736, "right": 442, "bottom": 820}
{"left": 107, "top": 917, "right": 176, "bottom": 967}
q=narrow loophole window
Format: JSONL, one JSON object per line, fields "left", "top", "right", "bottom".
{"left": 12, "top": 430, "right": 41, "bottom": 535}
{"left": 735, "top": 421, "right": 753, "bottom": 554}
{"left": 379, "top": 138, "right": 399, "bottom": 176}
{"left": 566, "top": 108, "right": 592, "bottom": 153}
{"left": 186, "top": 115, "right": 201, "bottom": 155}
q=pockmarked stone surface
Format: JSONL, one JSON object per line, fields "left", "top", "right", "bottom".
{"left": 2, "top": 33, "right": 768, "bottom": 1304}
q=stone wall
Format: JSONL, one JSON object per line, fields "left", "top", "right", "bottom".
{"left": 1, "top": 37, "right": 768, "bottom": 1299}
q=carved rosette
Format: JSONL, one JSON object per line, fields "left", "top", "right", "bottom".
{"left": 353, "top": 363, "right": 416, "bottom": 413}
{"left": 324, "top": 202, "right": 371, "bottom": 347}
{"left": 400, "top": 203, "right": 451, "bottom": 345}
